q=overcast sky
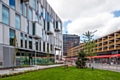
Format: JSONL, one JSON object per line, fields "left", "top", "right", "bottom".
{"left": 47, "top": 0, "right": 120, "bottom": 39}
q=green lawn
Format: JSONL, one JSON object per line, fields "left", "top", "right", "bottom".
{"left": 1, "top": 66, "right": 120, "bottom": 80}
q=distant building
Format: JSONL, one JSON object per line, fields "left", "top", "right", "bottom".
{"left": 63, "top": 34, "right": 80, "bottom": 56}
{"left": 67, "top": 29, "right": 120, "bottom": 57}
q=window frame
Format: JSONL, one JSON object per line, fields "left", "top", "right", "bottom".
{"left": 2, "top": 5, "right": 10, "bottom": 25}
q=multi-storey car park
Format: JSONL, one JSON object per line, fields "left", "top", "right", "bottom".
{"left": 67, "top": 30, "right": 120, "bottom": 58}
{"left": 0, "top": 0, "right": 63, "bottom": 68}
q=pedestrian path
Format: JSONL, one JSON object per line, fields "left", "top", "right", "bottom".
{"left": 87, "top": 63, "right": 120, "bottom": 72}
{"left": 0, "top": 64, "right": 64, "bottom": 75}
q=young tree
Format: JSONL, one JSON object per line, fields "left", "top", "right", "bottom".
{"left": 76, "top": 50, "right": 88, "bottom": 68}
{"left": 82, "top": 31, "right": 97, "bottom": 67}
{"left": 12, "top": 35, "right": 18, "bottom": 70}
{"left": 46, "top": 47, "right": 50, "bottom": 64}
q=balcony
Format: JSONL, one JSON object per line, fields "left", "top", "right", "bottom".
{"left": 116, "top": 34, "right": 120, "bottom": 38}
{"left": 103, "top": 44, "right": 108, "bottom": 47}
{"left": 55, "top": 21, "right": 61, "bottom": 32}
{"left": 116, "top": 41, "right": 120, "bottom": 44}
{"left": 46, "top": 22, "right": 54, "bottom": 35}
{"left": 109, "top": 37, "right": 114, "bottom": 40}
{"left": 109, "top": 47, "right": 114, "bottom": 51}
{"left": 109, "top": 42, "right": 114, "bottom": 46}
{"left": 103, "top": 39, "right": 108, "bottom": 42}
{"left": 33, "top": 22, "right": 42, "bottom": 39}
{"left": 116, "top": 46, "right": 120, "bottom": 49}
{"left": 21, "top": 0, "right": 29, "bottom": 3}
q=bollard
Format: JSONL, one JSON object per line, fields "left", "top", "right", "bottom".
{"left": 92, "top": 67, "right": 94, "bottom": 70}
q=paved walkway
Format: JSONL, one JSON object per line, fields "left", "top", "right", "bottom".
{"left": 0, "top": 64, "right": 64, "bottom": 75}
{"left": 87, "top": 63, "right": 120, "bottom": 72}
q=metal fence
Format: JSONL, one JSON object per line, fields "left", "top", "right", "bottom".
{"left": 87, "top": 62, "right": 120, "bottom": 71}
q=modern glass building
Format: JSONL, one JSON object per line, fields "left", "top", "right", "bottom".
{"left": 63, "top": 34, "right": 80, "bottom": 56}
{"left": 0, "top": 0, "right": 63, "bottom": 68}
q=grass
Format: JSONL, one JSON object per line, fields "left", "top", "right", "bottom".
{"left": 1, "top": 66, "right": 120, "bottom": 80}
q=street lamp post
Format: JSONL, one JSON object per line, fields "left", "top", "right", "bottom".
{"left": 34, "top": 42, "right": 37, "bottom": 65}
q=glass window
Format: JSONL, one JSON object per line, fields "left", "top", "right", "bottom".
{"left": 15, "top": 14, "right": 21, "bottom": 30}
{"left": 47, "top": 43, "right": 49, "bottom": 52}
{"left": 36, "top": 1, "right": 38, "bottom": 12}
{"left": 40, "top": 6, "right": 43, "bottom": 17}
{"left": 10, "top": 29, "right": 15, "bottom": 45}
{"left": 24, "top": 4, "right": 27, "bottom": 17}
{"left": 39, "top": 41, "right": 41, "bottom": 51}
{"left": 9, "top": 0, "right": 15, "bottom": 9}
{"left": 29, "top": 8, "right": 33, "bottom": 21}
{"left": 26, "top": 20, "right": 29, "bottom": 34}
{"left": 43, "top": 42, "right": 45, "bottom": 52}
{"left": 35, "top": 14, "right": 38, "bottom": 22}
{"left": 44, "top": 20, "right": 45, "bottom": 30}
{"left": 51, "top": 45, "right": 52, "bottom": 51}
{"left": 2, "top": 6, "right": 9, "bottom": 25}
{"left": 35, "top": 40, "right": 38, "bottom": 50}
{"left": 29, "top": 36, "right": 32, "bottom": 49}
{"left": 20, "top": 33, "right": 23, "bottom": 47}
{"left": 32, "top": 0, "right": 36, "bottom": 9}
{"left": 20, "top": 0, "right": 23, "bottom": 14}
{"left": 25, "top": 35, "right": 27, "bottom": 48}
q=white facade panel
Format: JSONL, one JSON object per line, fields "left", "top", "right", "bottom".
{"left": 10, "top": 9, "right": 15, "bottom": 28}
{"left": 45, "top": 42, "right": 47, "bottom": 52}
{"left": 50, "top": 22, "right": 54, "bottom": 33}
{"left": 41, "top": 40, "right": 43, "bottom": 52}
{"left": 33, "top": 10, "right": 36, "bottom": 21}
{"left": 21, "top": 16, "right": 26, "bottom": 32}
{"left": 2, "top": 0, "right": 9, "bottom": 5}
{"left": 29, "top": 21, "right": 33, "bottom": 35}
{"left": 35, "top": 23, "right": 42, "bottom": 38}
{"left": 16, "top": 30, "right": 20, "bottom": 47}
{"left": 15, "top": 0, "right": 20, "bottom": 13}
{"left": 0, "top": 24, "right": 3, "bottom": 43}
{"left": 0, "top": 46, "right": 3, "bottom": 67}
{"left": 32, "top": 38, "right": 35, "bottom": 50}
{"left": 3, "top": 25, "right": 9, "bottom": 45}
{"left": 29, "top": 0, "right": 32, "bottom": 8}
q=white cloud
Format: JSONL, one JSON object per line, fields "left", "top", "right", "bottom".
{"left": 47, "top": 0, "right": 120, "bottom": 39}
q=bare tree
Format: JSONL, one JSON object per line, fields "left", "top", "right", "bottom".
{"left": 12, "top": 35, "right": 18, "bottom": 70}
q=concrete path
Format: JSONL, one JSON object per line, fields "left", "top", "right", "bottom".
{"left": 87, "top": 63, "right": 120, "bottom": 72}
{"left": 0, "top": 64, "right": 64, "bottom": 75}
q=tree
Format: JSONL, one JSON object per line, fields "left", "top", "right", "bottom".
{"left": 82, "top": 31, "right": 97, "bottom": 67}
{"left": 76, "top": 50, "right": 88, "bottom": 68}
{"left": 46, "top": 47, "right": 50, "bottom": 64}
{"left": 12, "top": 35, "right": 18, "bottom": 70}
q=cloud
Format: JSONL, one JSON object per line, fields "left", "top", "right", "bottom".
{"left": 67, "top": 13, "right": 120, "bottom": 38}
{"left": 47, "top": 0, "right": 120, "bottom": 39}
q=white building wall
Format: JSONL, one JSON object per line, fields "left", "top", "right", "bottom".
{"left": 0, "top": 46, "right": 3, "bottom": 68}
{"left": 16, "top": 30, "right": 20, "bottom": 47}
{"left": 41, "top": 40, "right": 43, "bottom": 52}
{"left": 15, "top": 0, "right": 20, "bottom": 13}
{"left": 21, "top": 16, "right": 26, "bottom": 33}
{"left": 10, "top": 9, "right": 15, "bottom": 28}
{"left": 32, "top": 38, "right": 35, "bottom": 50}
{"left": 2, "top": 0, "right": 9, "bottom": 5}
{"left": 33, "top": 10, "right": 36, "bottom": 21}
{"left": 29, "top": 0, "right": 32, "bottom": 8}
{"left": 0, "top": 24, "right": 3, "bottom": 43}
{"left": 3, "top": 25, "right": 9, "bottom": 45}
{"left": 29, "top": 21, "right": 33, "bottom": 35}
